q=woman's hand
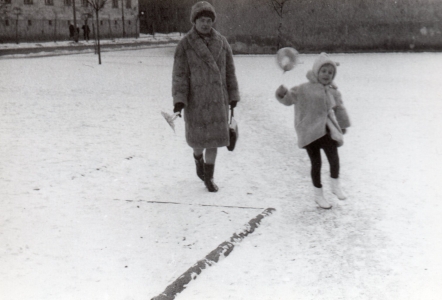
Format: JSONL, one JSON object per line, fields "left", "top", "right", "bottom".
{"left": 173, "top": 102, "right": 185, "bottom": 117}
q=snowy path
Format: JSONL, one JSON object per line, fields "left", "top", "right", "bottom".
{"left": 1, "top": 48, "right": 442, "bottom": 300}
{"left": 179, "top": 53, "right": 442, "bottom": 300}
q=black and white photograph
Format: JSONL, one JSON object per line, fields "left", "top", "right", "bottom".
{"left": 1, "top": 0, "right": 442, "bottom": 299}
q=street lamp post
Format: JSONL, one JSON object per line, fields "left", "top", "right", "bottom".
{"left": 72, "top": 0, "right": 79, "bottom": 42}
{"left": 12, "top": 7, "right": 22, "bottom": 44}
{"left": 121, "top": 0, "right": 126, "bottom": 38}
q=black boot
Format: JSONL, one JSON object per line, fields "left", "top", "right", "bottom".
{"left": 204, "top": 163, "right": 218, "bottom": 192}
{"left": 194, "top": 154, "right": 205, "bottom": 181}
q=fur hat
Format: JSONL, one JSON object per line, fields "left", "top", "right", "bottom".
{"left": 190, "top": 1, "right": 216, "bottom": 23}
{"left": 312, "top": 52, "right": 339, "bottom": 80}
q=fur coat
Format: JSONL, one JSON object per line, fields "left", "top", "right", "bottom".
{"left": 172, "top": 27, "right": 240, "bottom": 149}
{"left": 276, "top": 71, "right": 351, "bottom": 148}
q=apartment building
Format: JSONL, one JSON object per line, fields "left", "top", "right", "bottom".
{"left": 0, "top": 0, "right": 139, "bottom": 43}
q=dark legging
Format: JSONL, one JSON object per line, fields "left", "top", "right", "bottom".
{"left": 305, "top": 133, "right": 340, "bottom": 188}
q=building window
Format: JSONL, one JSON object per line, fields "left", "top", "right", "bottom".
{"left": 64, "top": 0, "right": 71, "bottom": 6}
{"left": 112, "top": 0, "right": 118, "bottom": 8}
{"left": 45, "top": 0, "right": 54, "bottom": 5}
{"left": 100, "top": 20, "right": 103, "bottom": 26}
{"left": 24, "top": 0, "right": 33, "bottom": 4}
{"left": 128, "top": 20, "right": 131, "bottom": 25}
{"left": 126, "top": 0, "right": 131, "bottom": 9}
{"left": 5, "top": 20, "right": 10, "bottom": 26}
{"left": 4, "top": 0, "right": 12, "bottom": 4}
{"left": 28, "top": 20, "right": 32, "bottom": 26}
{"left": 48, "top": 20, "right": 53, "bottom": 26}
{"left": 82, "top": 0, "right": 88, "bottom": 7}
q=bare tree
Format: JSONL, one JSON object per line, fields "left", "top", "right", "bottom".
{"left": 268, "top": 0, "right": 291, "bottom": 49}
{"left": 87, "top": 0, "right": 109, "bottom": 64}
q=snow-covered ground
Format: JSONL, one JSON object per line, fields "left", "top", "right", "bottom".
{"left": 1, "top": 46, "right": 442, "bottom": 300}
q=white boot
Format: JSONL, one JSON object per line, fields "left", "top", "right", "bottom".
{"left": 314, "top": 187, "right": 332, "bottom": 209}
{"left": 331, "top": 178, "right": 347, "bottom": 200}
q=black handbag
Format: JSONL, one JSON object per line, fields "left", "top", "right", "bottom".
{"left": 227, "top": 107, "right": 238, "bottom": 151}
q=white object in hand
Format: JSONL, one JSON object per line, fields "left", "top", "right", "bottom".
{"left": 161, "top": 111, "right": 180, "bottom": 132}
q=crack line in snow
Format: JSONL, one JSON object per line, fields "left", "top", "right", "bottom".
{"left": 118, "top": 199, "right": 265, "bottom": 210}
{"left": 151, "top": 207, "right": 276, "bottom": 300}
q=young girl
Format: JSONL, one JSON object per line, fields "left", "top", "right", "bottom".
{"left": 275, "top": 52, "right": 350, "bottom": 209}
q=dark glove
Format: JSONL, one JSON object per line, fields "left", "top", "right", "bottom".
{"left": 276, "top": 85, "right": 288, "bottom": 99}
{"left": 173, "top": 102, "right": 185, "bottom": 117}
{"left": 230, "top": 101, "right": 238, "bottom": 108}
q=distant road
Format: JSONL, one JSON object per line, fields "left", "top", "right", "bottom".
{"left": 0, "top": 40, "right": 178, "bottom": 57}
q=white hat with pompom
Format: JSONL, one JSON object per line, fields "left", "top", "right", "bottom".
{"left": 312, "top": 52, "right": 340, "bottom": 79}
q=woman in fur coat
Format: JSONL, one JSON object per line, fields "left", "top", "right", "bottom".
{"left": 275, "top": 53, "right": 350, "bottom": 209}
{"left": 172, "top": 1, "right": 240, "bottom": 192}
